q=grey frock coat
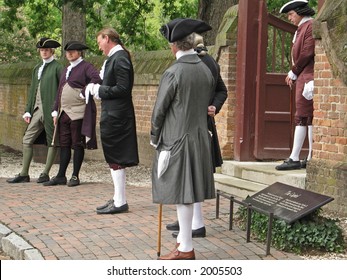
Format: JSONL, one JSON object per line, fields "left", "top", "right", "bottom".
{"left": 151, "top": 54, "right": 215, "bottom": 205}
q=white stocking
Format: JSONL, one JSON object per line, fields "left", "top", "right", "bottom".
{"left": 289, "top": 126, "right": 307, "bottom": 161}
{"left": 176, "top": 204, "right": 194, "bottom": 252}
{"left": 307, "top": 125, "right": 313, "bottom": 161}
{"left": 111, "top": 169, "right": 126, "bottom": 207}
{"left": 192, "top": 202, "right": 204, "bottom": 230}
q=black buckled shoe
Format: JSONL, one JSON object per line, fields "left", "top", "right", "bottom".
{"left": 172, "top": 226, "right": 206, "bottom": 238}
{"left": 43, "top": 176, "right": 67, "bottom": 186}
{"left": 301, "top": 158, "right": 308, "bottom": 169}
{"left": 275, "top": 158, "right": 301, "bottom": 170}
{"left": 37, "top": 173, "right": 50, "bottom": 183}
{"left": 6, "top": 174, "right": 30, "bottom": 183}
{"left": 96, "top": 199, "right": 114, "bottom": 211}
{"left": 96, "top": 203, "right": 129, "bottom": 215}
{"left": 166, "top": 220, "right": 179, "bottom": 231}
{"left": 67, "top": 176, "right": 80, "bottom": 187}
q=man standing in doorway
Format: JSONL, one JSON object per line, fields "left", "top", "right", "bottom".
{"left": 276, "top": 0, "right": 315, "bottom": 170}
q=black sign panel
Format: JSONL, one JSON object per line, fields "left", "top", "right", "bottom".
{"left": 244, "top": 182, "right": 334, "bottom": 223}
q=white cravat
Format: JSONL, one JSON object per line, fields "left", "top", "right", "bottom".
{"left": 176, "top": 49, "right": 195, "bottom": 60}
{"left": 99, "top": 45, "right": 124, "bottom": 79}
{"left": 66, "top": 57, "right": 83, "bottom": 80}
{"left": 37, "top": 56, "right": 54, "bottom": 80}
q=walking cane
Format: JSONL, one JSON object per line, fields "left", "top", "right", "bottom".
{"left": 157, "top": 204, "right": 163, "bottom": 257}
{"left": 289, "top": 84, "right": 294, "bottom": 150}
{"left": 51, "top": 123, "right": 57, "bottom": 146}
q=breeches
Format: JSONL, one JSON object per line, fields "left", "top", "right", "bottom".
{"left": 294, "top": 116, "right": 313, "bottom": 126}
{"left": 23, "top": 109, "right": 46, "bottom": 145}
{"left": 58, "top": 111, "right": 84, "bottom": 149}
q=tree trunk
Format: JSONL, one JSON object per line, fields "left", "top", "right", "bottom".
{"left": 62, "top": 1, "right": 86, "bottom": 50}
{"left": 198, "top": 0, "right": 238, "bottom": 45}
{"left": 318, "top": 0, "right": 325, "bottom": 10}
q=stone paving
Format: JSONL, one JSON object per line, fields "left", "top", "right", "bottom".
{"left": 0, "top": 178, "right": 301, "bottom": 260}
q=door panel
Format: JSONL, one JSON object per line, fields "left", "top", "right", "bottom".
{"left": 254, "top": 6, "right": 299, "bottom": 160}
{"left": 257, "top": 73, "right": 293, "bottom": 158}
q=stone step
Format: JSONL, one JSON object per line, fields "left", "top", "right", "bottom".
{"left": 214, "top": 173, "right": 267, "bottom": 199}
{"left": 221, "top": 160, "right": 306, "bottom": 189}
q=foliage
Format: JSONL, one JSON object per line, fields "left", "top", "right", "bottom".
{"left": 0, "top": 0, "right": 198, "bottom": 63}
{"left": 0, "top": 0, "right": 320, "bottom": 63}
{"left": 92, "top": 0, "right": 197, "bottom": 52}
{"left": 0, "top": 28, "right": 38, "bottom": 64}
{"left": 267, "top": 0, "right": 318, "bottom": 15}
{"left": 236, "top": 206, "right": 345, "bottom": 254}
{"left": 266, "top": 25, "right": 293, "bottom": 73}
{"left": 265, "top": 0, "right": 319, "bottom": 73}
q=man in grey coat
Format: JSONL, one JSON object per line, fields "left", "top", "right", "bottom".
{"left": 167, "top": 33, "right": 228, "bottom": 239}
{"left": 151, "top": 18, "right": 215, "bottom": 260}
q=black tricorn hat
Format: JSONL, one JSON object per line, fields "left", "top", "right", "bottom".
{"left": 280, "top": 0, "right": 308, "bottom": 13}
{"left": 160, "top": 18, "right": 212, "bottom": 43}
{"left": 36, "top": 37, "right": 61, "bottom": 48}
{"left": 64, "top": 41, "right": 89, "bottom": 51}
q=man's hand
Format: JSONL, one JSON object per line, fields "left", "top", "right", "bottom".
{"left": 51, "top": 111, "right": 58, "bottom": 125}
{"left": 208, "top": 105, "right": 216, "bottom": 117}
{"left": 150, "top": 140, "right": 158, "bottom": 149}
{"left": 91, "top": 84, "right": 101, "bottom": 100}
{"left": 285, "top": 75, "right": 294, "bottom": 90}
{"left": 22, "top": 112, "right": 31, "bottom": 124}
{"left": 285, "top": 70, "right": 297, "bottom": 90}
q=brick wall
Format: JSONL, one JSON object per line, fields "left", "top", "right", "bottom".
{"left": 0, "top": 10, "right": 238, "bottom": 168}
{"left": 214, "top": 46, "right": 237, "bottom": 160}
{"left": 306, "top": 40, "right": 347, "bottom": 215}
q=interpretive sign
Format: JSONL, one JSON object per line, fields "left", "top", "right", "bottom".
{"left": 244, "top": 182, "right": 334, "bottom": 223}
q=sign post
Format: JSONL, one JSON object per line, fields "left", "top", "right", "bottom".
{"left": 244, "top": 182, "right": 334, "bottom": 224}
{"left": 216, "top": 182, "right": 334, "bottom": 255}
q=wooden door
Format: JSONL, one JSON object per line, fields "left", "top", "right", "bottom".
{"left": 254, "top": 6, "right": 297, "bottom": 160}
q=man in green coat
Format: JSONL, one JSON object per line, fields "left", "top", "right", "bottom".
{"left": 7, "top": 38, "right": 63, "bottom": 184}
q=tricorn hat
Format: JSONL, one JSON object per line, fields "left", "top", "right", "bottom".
{"left": 160, "top": 18, "right": 212, "bottom": 43}
{"left": 64, "top": 41, "right": 89, "bottom": 51}
{"left": 280, "top": 0, "right": 315, "bottom": 16}
{"left": 36, "top": 37, "right": 61, "bottom": 49}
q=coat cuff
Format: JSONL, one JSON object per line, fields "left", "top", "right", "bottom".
{"left": 288, "top": 70, "right": 297, "bottom": 80}
{"left": 22, "top": 112, "right": 31, "bottom": 119}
